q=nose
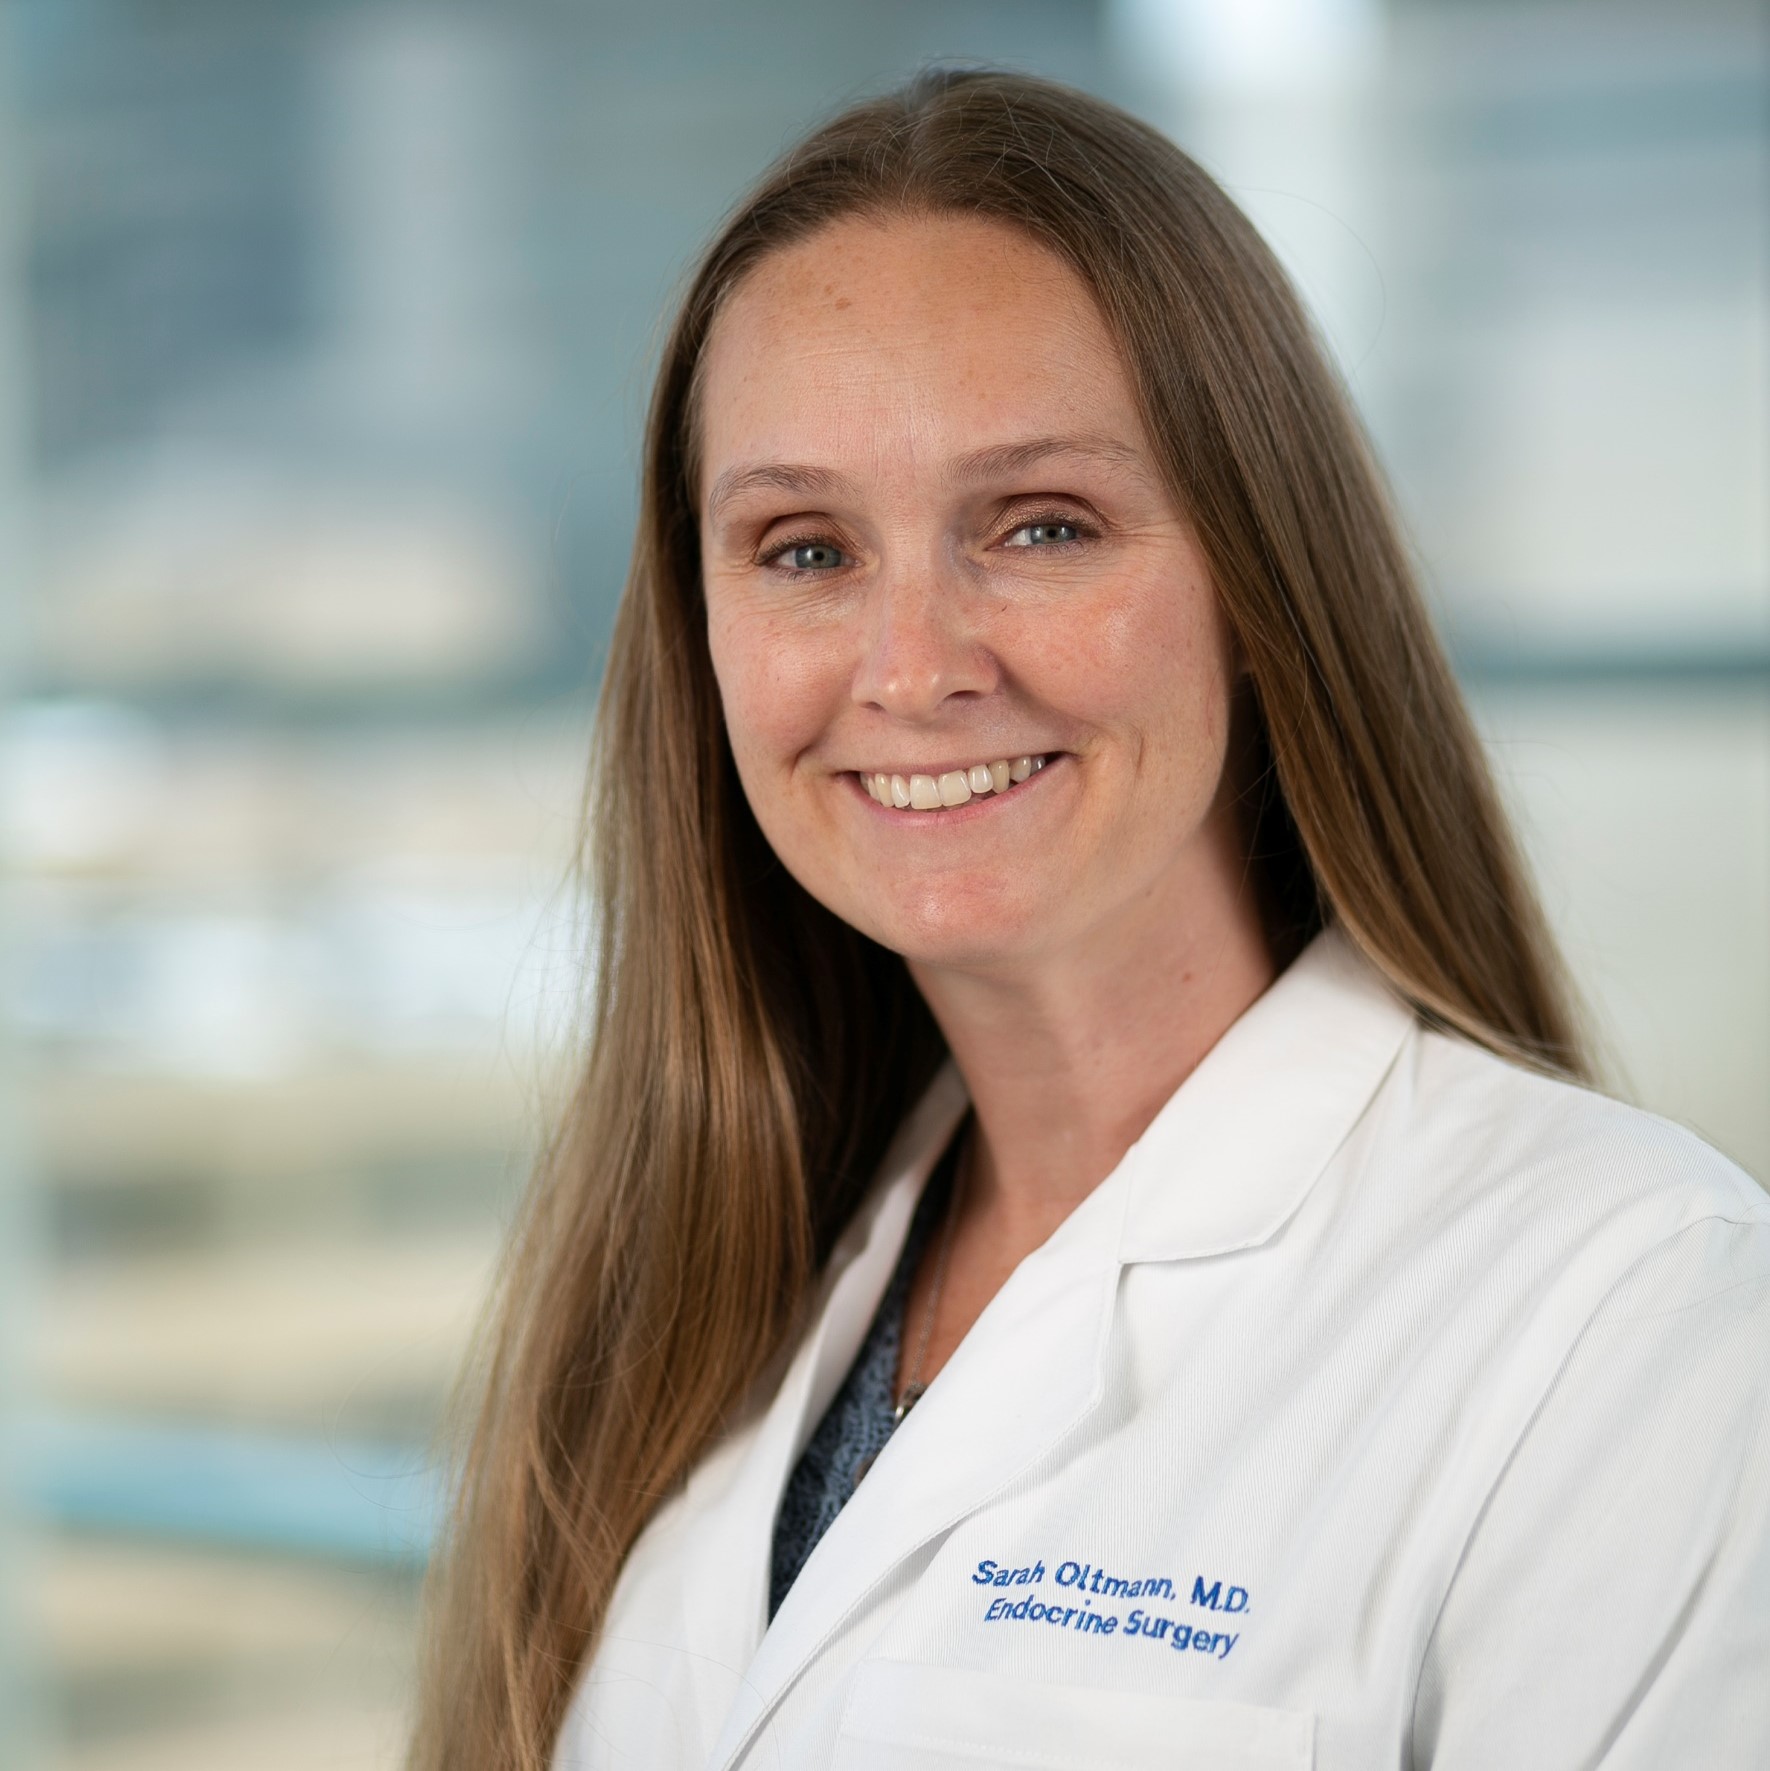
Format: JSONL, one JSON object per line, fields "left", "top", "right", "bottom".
{"left": 849, "top": 558, "right": 999, "bottom": 721}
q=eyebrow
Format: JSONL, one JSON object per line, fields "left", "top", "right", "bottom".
{"left": 959, "top": 432, "right": 1148, "bottom": 485}
{"left": 705, "top": 461, "right": 848, "bottom": 525}
{"left": 702, "top": 432, "right": 1149, "bottom": 526}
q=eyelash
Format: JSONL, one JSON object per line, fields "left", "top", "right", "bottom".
{"left": 757, "top": 509, "right": 1098, "bottom": 579}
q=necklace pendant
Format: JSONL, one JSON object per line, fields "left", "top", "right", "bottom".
{"left": 892, "top": 1382, "right": 927, "bottom": 1426}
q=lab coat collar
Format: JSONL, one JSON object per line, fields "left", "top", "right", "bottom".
{"left": 799, "top": 1058, "right": 972, "bottom": 1431}
{"left": 808, "top": 922, "right": 1416, "bottom": 1274}
{"left": 708, "top": 1071, "right": 1116, "bottom": 1771}
{"left": 705, "top": 925, "right": 1413, "bottom": 1770}
{"left": 1114, "top": 922, "right": 1417, "bottom": 1264}
{"left": 698, "top": 1061, "right": 971, "bottom": 1666}
{"left": 714, "top": 1059, "right": 972, "bottom": 1639}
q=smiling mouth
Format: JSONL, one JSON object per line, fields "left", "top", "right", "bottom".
{"left": 857, "top": 754, "right": 1048, "bottom": 811}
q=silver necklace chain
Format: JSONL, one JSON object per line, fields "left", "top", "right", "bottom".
{"left": 852, "top": 1128, "right": 971, "bottom": 1487}
{"left": 893, "top": 1125, "right": 970, "bottom": 1424}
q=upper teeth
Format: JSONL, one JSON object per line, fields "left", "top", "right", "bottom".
{"left": 861, "top": 755, "right": 1045, "bottom": 810}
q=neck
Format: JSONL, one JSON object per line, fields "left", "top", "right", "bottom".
{"left": 908, "top": 852, "right": 1277, "bottom": 1248}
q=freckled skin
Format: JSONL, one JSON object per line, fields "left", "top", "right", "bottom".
{"left": 697, "top": 211, "right": 1244, "bottom": 981}
{"left": 697, "top": 212, "right": 1278, "bottom": 1386}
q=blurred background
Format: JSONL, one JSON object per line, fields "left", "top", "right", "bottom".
{"left": 0, "top": 0, "right": 1764, "bottom": 1764}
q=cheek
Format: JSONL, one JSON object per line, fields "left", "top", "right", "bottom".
{"left": 705, "top": 597, "right": 843, "bottom": 788}
{"left": 1035, "top": 566, "right": 1234, "bottom": 783}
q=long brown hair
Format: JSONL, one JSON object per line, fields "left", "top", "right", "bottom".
{"left": 409, "top": 65, "right": 1589, "bottom": 1771}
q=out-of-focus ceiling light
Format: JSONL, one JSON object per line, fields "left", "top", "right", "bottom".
{"left": 1109, "top": 0, "right": 1384, "bottom": 96}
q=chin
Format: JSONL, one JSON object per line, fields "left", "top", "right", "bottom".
{"left": 853, "top": 877, "right": 1053, "bottom": 973}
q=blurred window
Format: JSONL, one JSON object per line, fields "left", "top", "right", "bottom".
{"left": 1, "top": 2, "right": 1763, "bottom": 1765}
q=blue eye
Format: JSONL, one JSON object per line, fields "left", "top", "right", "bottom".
{"left": 1005, "top": 519, "right": 1082, "bottom": 547}
{"left": 764, "top": 537, "right": 847, "bottom": 574}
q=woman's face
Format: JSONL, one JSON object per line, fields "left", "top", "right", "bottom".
{"left": 696, "top": 211, "right": 1247, "bottom": 978}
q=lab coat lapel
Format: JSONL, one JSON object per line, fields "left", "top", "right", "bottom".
{"left": 703, "top": 923, "right": 1412, "bottom": 1769}
{"left": 674, "top": 1063, "right": 972, "bottom": 1707}
{"left": 709, "top": 1133, "right": 1128, "bottom": 1771}
{"left": 1116, "top": 924, "right": 1416, "bottom": 1261}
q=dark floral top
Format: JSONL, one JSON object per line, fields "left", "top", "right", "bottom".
{"left": 767, "top": 1135, "right": 962, "bottom": 1620}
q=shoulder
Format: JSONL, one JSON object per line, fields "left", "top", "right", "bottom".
{"left": 1367, "top": 1019, "right": 1768, "bottom": 1253}
{"left": 1315, "top": 1018, "right": 1770, "bottom": 1389}
{"left": 1406, "top": 1055, "right": 1770, "bottom": 1766}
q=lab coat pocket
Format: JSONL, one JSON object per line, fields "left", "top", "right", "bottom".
{"left": 833, "top": 1659, "right": 1313, "bottom": 1770}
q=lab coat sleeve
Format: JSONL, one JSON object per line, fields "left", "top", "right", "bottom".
{"left": 1412, "top": 1210, "right": 1770, "bottom": 1770}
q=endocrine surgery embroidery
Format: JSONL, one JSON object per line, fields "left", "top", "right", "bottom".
{"left": 971, "top": 1558, "right": 1251, "bottom": 1660}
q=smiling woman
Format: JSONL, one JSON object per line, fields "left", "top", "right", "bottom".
{"left": 408, "top": 67, "right": 1770, "bottom": 1771}
{"left": 698, "top": 210, "right": 1259, "bottom": 993}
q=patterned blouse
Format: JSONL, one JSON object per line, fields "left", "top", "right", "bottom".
{"left": 767, "top": 1132, "right": 964, "bottom": 1620}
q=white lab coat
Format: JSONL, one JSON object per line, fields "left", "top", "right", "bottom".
{"left": 553, "top": 926, "right": 1770, "bottom": 1771}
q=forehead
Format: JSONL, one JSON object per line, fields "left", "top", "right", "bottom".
{"left": 695, "top": 212, "right": 1147, "bottom": 502}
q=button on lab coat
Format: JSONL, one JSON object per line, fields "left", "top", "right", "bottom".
{"left": 553, "top": 927, "right": 1770, "bottom": 1770}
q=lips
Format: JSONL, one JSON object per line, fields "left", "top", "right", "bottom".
{"left": 858, "top": 754, "right": 1046, "bottom": 811}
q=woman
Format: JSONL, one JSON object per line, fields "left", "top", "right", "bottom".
{"left": 410, "top": 68, "right": 1770, "bottom": 1771}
